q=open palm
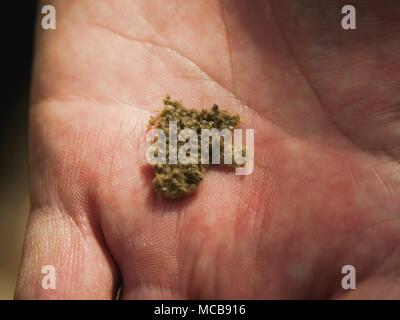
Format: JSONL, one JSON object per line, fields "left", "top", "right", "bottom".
{"left": 16, "top": 0, "right": 400, "bottom": 299}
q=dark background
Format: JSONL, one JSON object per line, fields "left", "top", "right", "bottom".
{"left": 0, "top": 1, "right": 37, "bottom": 299}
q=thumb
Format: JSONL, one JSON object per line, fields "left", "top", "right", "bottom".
{"left": 15, "top": 205, "right": 119, "bottom": 299}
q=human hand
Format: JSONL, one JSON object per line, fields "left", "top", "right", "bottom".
{"left": 15, "top": 0, "right": 400, "bottom": 299}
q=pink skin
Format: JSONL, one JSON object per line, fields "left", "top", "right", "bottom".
{"left": 15, "top": 0, "right": 400, "bottom": 299}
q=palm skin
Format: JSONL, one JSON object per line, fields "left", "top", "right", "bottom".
{"left": 15, "top": 0, "right": 400, "bottom": 299}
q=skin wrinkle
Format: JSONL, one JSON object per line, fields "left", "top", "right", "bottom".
{"left": 340, "top": 218, "right": 400, "bottom": 283}
{"left": 332, "top": 9, "right": 400, "bottom": 52}
{"left": 239, "top": 150, "right": 279, "bottom": 297}
{"left": 85, "top": 193, "right": 122, "bottom": 298}
{"left": 305, "top": 55, "right": 376, "bottom": 77}
{"left": 382, "top": 276, "right": 400, "bottom": 299}
{"left": 138, "top": 0, "right": 234, "bottom": 91}
{"left": 174, "top": 75, "right": 225, "bottom": 84}
{"left": 90, "top": 20, "right": 235, "bottom": 96}
{"left": 31, "top": 93, "right": 152, "bottom": 113}
{"left": 341, "top": 152, "right": 358, "bottom": 187}
{"left": 235, "top": 201, "right": 259, "bottom": 296}
{"left": 275, "top": 1, "right": 400, "bottom": 163}
{"left": 174, "top": 204, "right": 186, "bottom": 257}
{"left": 213, "top": 240, "right": 222, "bottom": 298}
{"left": 175, "top": 208, "right": 190, "bottom": 297}
{"left": 218, "top": 0, "right": 236, "bottom": 93}
{"left": 79, "top": 15, "right": 263, "bottom": 128}
{"left": 380, "top": 246, "right": 400, "bottom": 279}
{"left": 61, "top": 127, "right": 93, "bottom": 231}
{"left": 186, "top": 238, "right": 201, "bottom": 299}
{"left": 334, "top": 231, "right": 400, "bottom": 299}
{"left": 168, "top": 204, "right": 184, "bottom": 295}
{"left": 269, "top": 0, "right": 359, "bottom": 150}
{"left": 377, "top": 99, "right": 400, "bottom": 127}
{"left": 355, "top": 7, "right": 400, "bottom": 24}
{"left": 105, "top": 118, "right": 126, "bottom": 188}
{"left": 369, "top": 161, "right": 393, "bottom": 196}
{"left": 252, "top": 176, "right": 275, "bottom": 297}
{"left": 120, "top": 205, "right": 181, "bottom": 296}
{"left": 136, "top": 0, "right": 178, "bottom": 44}
{"left": 223, "top": 216, "right": 243, "bottom": 296}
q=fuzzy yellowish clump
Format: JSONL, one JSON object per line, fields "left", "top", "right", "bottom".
{"left": 148, "top": 96, "right": 243, "bottom": 199}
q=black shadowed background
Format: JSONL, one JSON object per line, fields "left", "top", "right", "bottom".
{"left": 0, "top": 2, "right": 37, "bottom": 299}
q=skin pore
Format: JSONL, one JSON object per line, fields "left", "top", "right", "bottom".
{"left": 15, "top": 0, "right": 400, "bottom": 299}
